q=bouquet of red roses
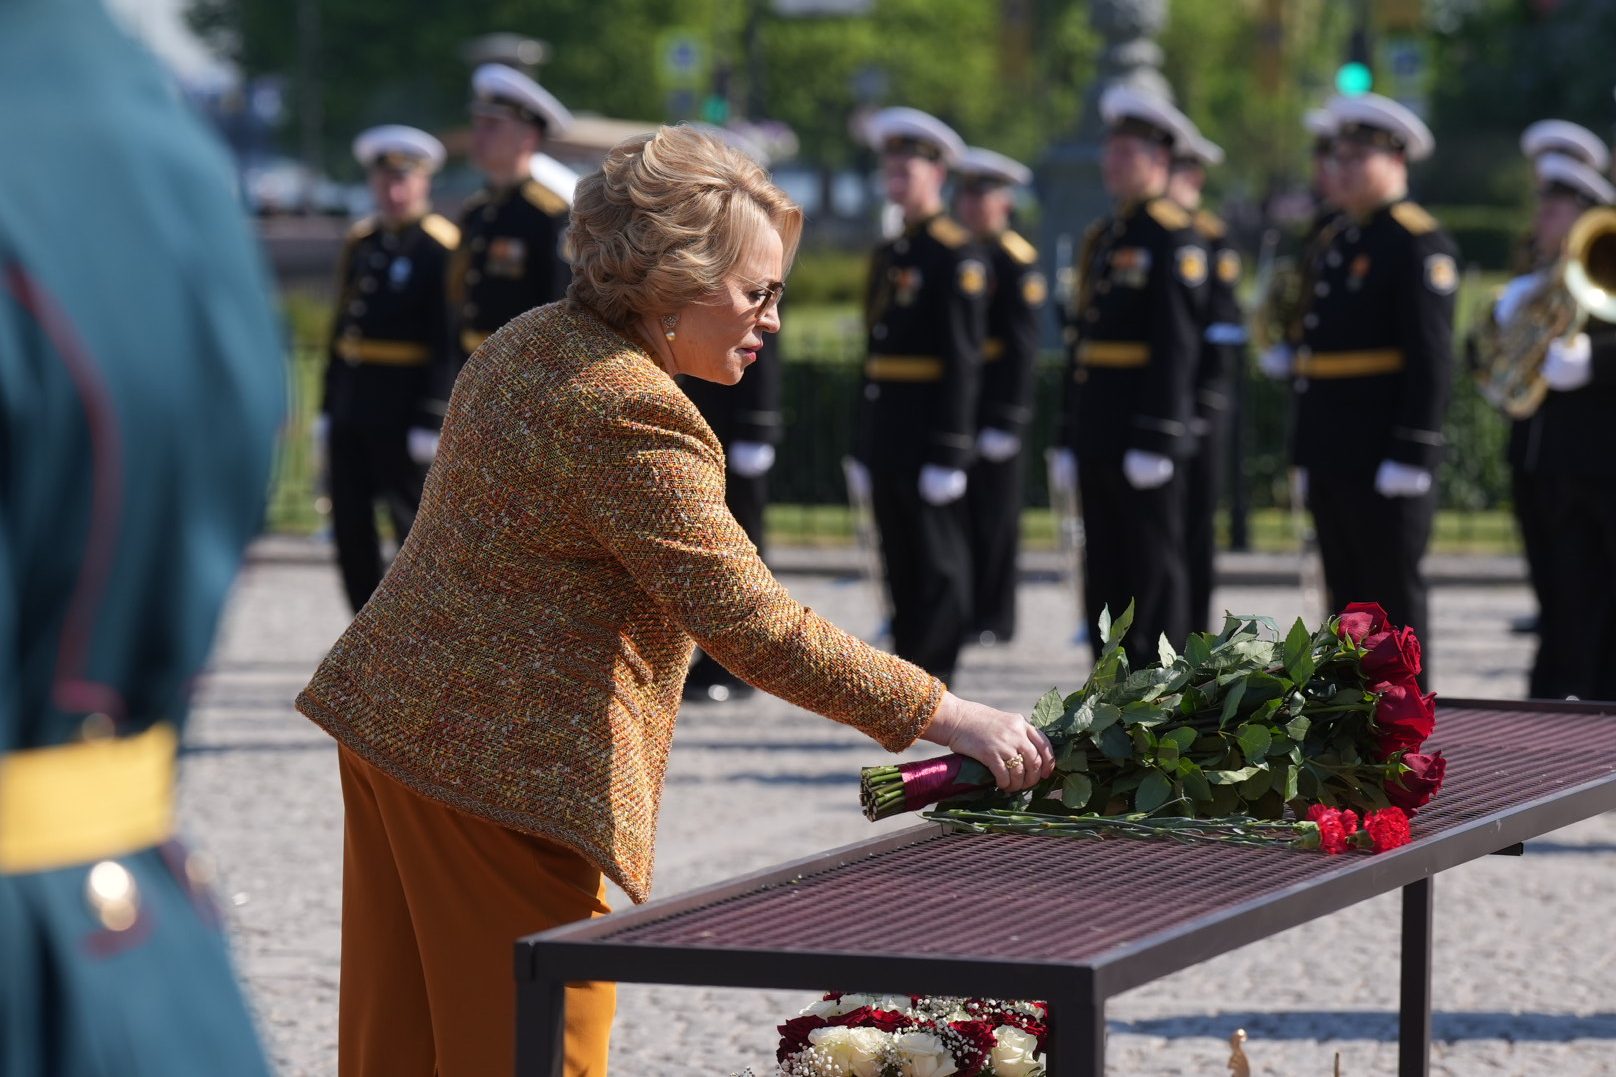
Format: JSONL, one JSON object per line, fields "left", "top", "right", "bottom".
{"left": 859, "top": 602, "right": 1445, "bottom": 854}
{"left": 730, "top": 992, "right": 1047, "bottom": 1076}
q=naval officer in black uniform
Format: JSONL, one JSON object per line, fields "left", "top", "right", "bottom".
{"left": 322, "top": 125, "right": 459, "bottom": 613}
{"left": 851, "top": 107, "right": 988, "bottom": 684}
{"left": 1057, "top": 85, "right": 1207, "bottom": 666}
{"left": 1506, "top": 121, "right": 1609, "bottom": 643}
{"left": 953, "top": 146, "right": 1044, "bottom": 646}
{"left": 1167, "top": 128, "right": 1245, "bottom": 633}
{"left": 1289, "top": 93, "right": 1457, "bottom": 686}
{"left": 1506, "top": 152, "right": 1616, "bottom": 699}
{"left": 450, "top": 63, "right": 574, "bottom": 370}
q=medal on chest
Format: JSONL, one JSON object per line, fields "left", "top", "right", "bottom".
{"left": 891, "top": 266, "right": 923, "bottom": 307}
{"left": 487, "top": 236, "right": 528, "bottom": 278}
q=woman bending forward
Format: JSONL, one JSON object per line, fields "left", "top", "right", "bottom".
{"left": 295, "top": 124, "right": 1052, "bottom": 1077}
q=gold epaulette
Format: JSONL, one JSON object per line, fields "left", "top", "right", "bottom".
{"left": 346, "top": 215, "right": 378, "bottom": 243}
{"left": 1146, "top": 197, "right": 1191, "bottom": 231}
{"left": 927, "top": 215, "right": 970, "bottom": 249}
{"left": 1194, "top": 209, "right": 1227, "bottom": 241}
{"left": 522, "top": 180, "right": 569, "bottom": 216}
{"left": 420, "top": 213, "right": 461, "bottom": 250}
{"left": 1390, "top": 201, "right": 1438, "bottom": 236}
{"left": 999, "top": 229, "right": 1038, "bottom": 266}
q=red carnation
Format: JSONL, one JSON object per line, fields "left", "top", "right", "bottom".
{"left": 1364, "top": 807, "right": 1413, "bottom": 851}
{"left": 1337, "top": 601, "right": 1390, "bottom": 644}
{"left": 1340, "top": 808, "right": 1360, "bottom": 835}
{"left": 1361, "top": 626, "right": 1422, "bottom": 682}
{"left": 1307, "top": 804, "right": 1349, "bottom": 854}
{"left": 1372, "top": 677, "right": 1437, "bottom": 758}
{"left": 776, "top": 1015, "right": 830, "bottom": 1063}
{"left": 1385, "top": 751, "right": 1447, "bottom": 813}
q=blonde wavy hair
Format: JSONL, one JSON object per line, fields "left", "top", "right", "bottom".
{"left": 568, "top": 125, "right": 803, "bottom": 329}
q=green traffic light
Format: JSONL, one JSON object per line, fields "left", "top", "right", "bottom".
{"left": 1336, "top": 61, "right": 1373, "bottom": 96}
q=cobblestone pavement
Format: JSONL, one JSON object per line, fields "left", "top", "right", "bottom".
{"left": 180, "top": 542, "right": 1616, "bottom": 1076}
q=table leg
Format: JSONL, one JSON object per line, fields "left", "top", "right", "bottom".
{"left": 1047, "top": 992, "right": 1106, "bottom": 1076}
{"left": 1398, "top": 877, "right": 1433, "bottom": 1077}
{"left": 513, "top": 971, "right": 566, "bottom": 1077}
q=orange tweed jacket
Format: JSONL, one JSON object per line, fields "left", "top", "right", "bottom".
{"left": 296, "top": 300, "right": 943, "bottom": 903}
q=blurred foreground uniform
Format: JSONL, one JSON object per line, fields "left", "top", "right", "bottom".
{"left": 450, "top": 64, "right": 574, "bottom": 368}
{"left": 956, "top": 149, "right": 1044, "bottom": 645}
{"left": 325, "top": 128, "right": 459, "bottom": 613}
{"left": 1292, "top": 99, "right": 1456, "bottom": 682}
{"left": 1064, "top": 201, "right": 1205, "bottom": 669}
{"left": 0, "top": 1, "right": 283, "bottom": 1072}
{"left": 679, "top": 335, "right": 784, "bottom": 702}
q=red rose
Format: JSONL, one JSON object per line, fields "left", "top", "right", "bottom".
{"left": 1372, "top": 677, "right": 1437, "bottom": 758}
{"left": 829, "top": 1006, "right": 910, "bottom": 1033}
{"left": 1361, "top": 626, "right": 1422, "bottom": 681}
{"left": 776, "top": 1014, "right": 829, "bottom": 1062}
{"left": 1385, "top": 751, "right": 1447, "bottom": 813}
{"left": 1364, "top": 807, "right": 1413, "bottom": 851}
{"left": 946, "top": 1019, "right": 1000, "bottom": 1076}
{"left": 1337, "top": 602, "right": 1390, "bottom": 644}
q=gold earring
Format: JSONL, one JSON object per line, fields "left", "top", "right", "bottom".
{"left": 661, "top": 314, "right": 678, "bottom": 342}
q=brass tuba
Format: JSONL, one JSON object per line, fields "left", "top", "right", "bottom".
{"left": 1476, "top": 206, "right": 1616, "bottom": 418}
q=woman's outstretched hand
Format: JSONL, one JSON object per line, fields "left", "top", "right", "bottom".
{"left": 920, "top": 691, "right": 1055, "bottom": 792}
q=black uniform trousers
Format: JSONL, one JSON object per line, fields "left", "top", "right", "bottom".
{"left": 329, "top": 423, "right": 426, "bottom": 614}
{"left": 1079, "top": 458, "right": 1188, "bottom": 668}
{"left": 1533, "top": 476, "right": 1616, "bottom": 701}
{"left": 871, "top": 467, "right": 971, "bottom": 683}
{"left": 1306, "top": 471, "right": 1436, "bottom": 689}
{"left": 1184, "top": 411, "right": 1229, "bottom": 636}
{"left": 965, "top": 450, "right": 1025, "bottom": 641}
{"left": 1514, "top": 467, "right": 1571, "bottom": 695}
{"left": 685, "top": 470, "right": 769, "bottom": 692}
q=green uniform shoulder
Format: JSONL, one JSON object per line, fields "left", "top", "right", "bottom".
{"left": 1194, "top": 209, "right": 1227, "bottom": 241}
{"left": 1389, "top": 200, "right": 1439, "bottom": 237}
{"left": 420, "top": 213, "right": 461, "bottom": 250}
{"left": 999, "top": 229, "right": 1038, "bottom": 266}
{"left": 521, "top": 179, "right": 569, "bottom": 216}
{"left": 927, "top": 215, "right": 971, "bottom": 249}
{"left": 1145, "top": 197, "right": 1191, "bottom": 232}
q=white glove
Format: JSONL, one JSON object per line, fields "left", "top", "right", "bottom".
{"left": 1374, "top": 459, "right": 1433, "bottom": 498}
{"left": 976, "top": 427, "right": 1021, "bottom": 463}
{"left": 1543, "top": 332, "right": 1593, "bottom": 391}
{"left": 728, "top": 440, "right": 775, "bottom": 478}
{"left": 844, "top": 458, "right": 872, "bottom": 502}
{"left": 1258, "top": 344, "right": 1294, "bottom": 380}
{"left": 406, "top": 427, "right": 440, "bottom": 466}
{"left": 918, "top": 464, "right": 968, "bottom": 506}
{"left": 1122, "top": 449, "right": 1174, "bottom": 490}
{"left": 1047, "top": 448, "right": 1077, "bottom": 493}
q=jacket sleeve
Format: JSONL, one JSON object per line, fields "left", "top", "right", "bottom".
{"left": 1586, "top": 319, "right": 1616, "bottom": 388}
{"left": 323, "top": 234, "right": 357, "bottom": 416}
{"left": 929, "top": 244, "right": 988, "bottom": 468}
{"left": 982, "top": 250, "right": 1043, "bottom": 436}
{"left": 1197, "top": 236, "right": 1245, "bottom": 415}
{"left": 1388, "top": 232, "right": 1457, "bottom": 469}
{"left": 569, "top": 384, "right": 943, "bottom": 749}
{"left": 416, "top": 236, "right": 455, "bottom": 431}
{"left": 1130, "top": 224, "right": 1203, "bottom": 457}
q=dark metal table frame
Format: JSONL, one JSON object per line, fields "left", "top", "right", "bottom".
{"left": 515, "top": 699, "right": 1616, "bottom": 1075}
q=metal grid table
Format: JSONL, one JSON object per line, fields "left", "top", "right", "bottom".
{"left": 515, "top": 700, "right": 1616, "bottom": 1075}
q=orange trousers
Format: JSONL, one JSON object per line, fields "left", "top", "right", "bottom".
{"left": 337, "top": 746, "right": 615, "bottom": 1076}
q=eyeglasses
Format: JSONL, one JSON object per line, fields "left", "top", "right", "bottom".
{"left": 735, "top": 275, "right": 785, "bottom": 314}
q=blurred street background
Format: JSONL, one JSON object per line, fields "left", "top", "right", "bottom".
{"left": 111, "top": 0, "right": 1616, "bottom": 556}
